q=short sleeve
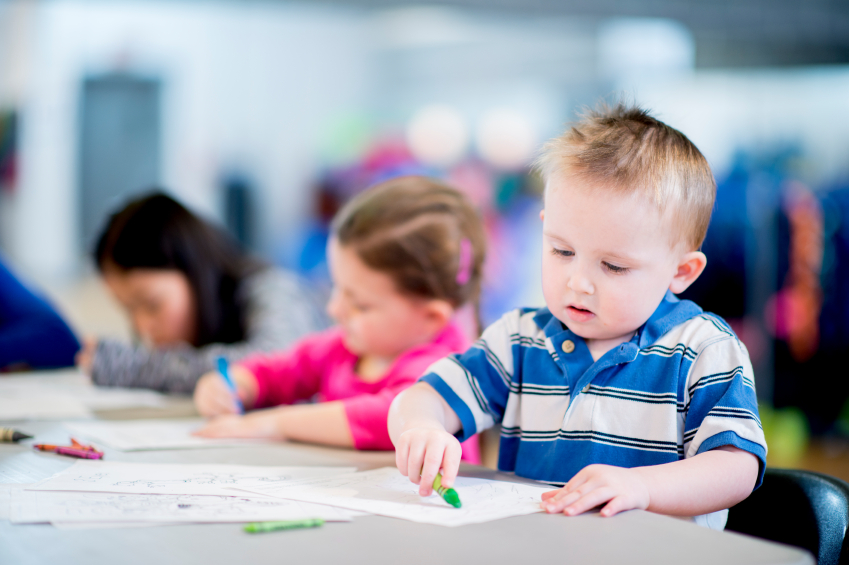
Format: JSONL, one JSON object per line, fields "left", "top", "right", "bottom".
{"left": 343, "top": 384, "right": 412, "bottom": 451}
{"left": 683, "top": 333, "right": 767, "bottom": 489}
{"left": 420, "top": 311, "right": 518, "bottom": 442}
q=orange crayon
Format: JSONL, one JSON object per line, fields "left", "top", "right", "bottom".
{"left": 33, "top": 444, "right": 59, "bottom": 452}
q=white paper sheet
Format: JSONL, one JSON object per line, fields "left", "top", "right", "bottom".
{"left": 51, "top": 521, "right": 191, "bottom": 530}
{"left": 0, "top": 452, "right": 74, "bottom": 484}
{"left": 28, "top": 460, "right": 357, "bottom": 496}
{"left": 0, "top": 370, "right": 167, "bottom": 420}
{"left": 236, "top": 467, "right": 552, "bottom": 527}
{"left": 0, "top": 483, "right": 36, "bottom": 519}
{"left": 0, "top": 397, "right": 92, "bottom": 420}
{"left": 11, "top": 489, "right": 353, "bottom": 524}
{"left": 63, "top": 419, "right": 270, "bottom": 451}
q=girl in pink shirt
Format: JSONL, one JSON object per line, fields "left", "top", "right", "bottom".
{"left": 194, "top": 176, "right": 485, "bottom": 461}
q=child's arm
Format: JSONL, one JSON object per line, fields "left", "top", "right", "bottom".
{"left": 195, "top": 331, "right": 340, "bottom": 417}
{"left": 388, "top": 382, "right": 464, "bottom": 496}
{"left": 194, "top": 401, "right": 354, "bottom": 447}
{"left": 540, "top": 445, "right": 759, "bottom": 517}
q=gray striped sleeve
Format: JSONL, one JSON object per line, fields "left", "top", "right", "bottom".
{"left": 90, "top": 268, "right": 330, "bottom": 394}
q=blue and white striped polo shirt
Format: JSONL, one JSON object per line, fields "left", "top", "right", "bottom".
{"left": 421, "top": 291, "right": 767, "bottom": 490}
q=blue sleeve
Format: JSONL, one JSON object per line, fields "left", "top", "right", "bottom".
{"left": 0, "top": 257, "right": 80, "bottom": 369}
{"left": 419, "top": 312, "right": 517, "bottom": 441}
{"left": 684, "top": 332, "right": 767, "bottom": 489}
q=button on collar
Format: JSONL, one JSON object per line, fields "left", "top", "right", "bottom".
{"left": 561, "top": 340, "right": 575, "bottom": 354}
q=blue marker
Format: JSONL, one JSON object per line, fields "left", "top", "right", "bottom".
{"left": 216, "top": 356, "right": 243, "bottom": 414}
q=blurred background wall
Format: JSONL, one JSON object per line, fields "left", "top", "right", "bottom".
{"left": 1, "top": 0, "right": 848, "bottom": 469}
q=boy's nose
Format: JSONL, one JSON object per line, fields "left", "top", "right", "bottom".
{"left": 567, "top": 272, "right": 594, "bottom": 295}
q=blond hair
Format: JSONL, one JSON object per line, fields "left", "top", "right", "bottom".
{"left": 331, "top": 176, "right": 487, "bottom": 333}
{"left": 535, "top": 102, "right": 716, "bottom": 250}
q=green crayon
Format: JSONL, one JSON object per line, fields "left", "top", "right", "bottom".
{"left": 433, "top": 472, "right": 462, "bottom": 508}
{"left": 244, "top": 518, "right": 324, "bottom": 533}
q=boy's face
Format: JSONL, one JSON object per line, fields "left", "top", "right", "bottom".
{"left": 541, "top": 174, "right": 694, "bottom": 348}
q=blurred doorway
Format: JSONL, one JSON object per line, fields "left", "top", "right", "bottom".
{"left": 78, "top": 74, "right": 161, "bottom": 252}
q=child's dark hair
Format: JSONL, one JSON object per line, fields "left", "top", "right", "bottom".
{"left": 94, "top": 191, "right": 263, "bottom": 347}
{"left": 331, "top": 176, "right": 487, "bottom": 334}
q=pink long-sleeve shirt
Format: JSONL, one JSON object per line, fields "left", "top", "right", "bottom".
{"left": 239, "top": 322, "right": 481, "bottom": 461}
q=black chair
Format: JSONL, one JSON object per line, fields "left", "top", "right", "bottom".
{"left": 726, "top": 468, "right": 849, "bottom": 565}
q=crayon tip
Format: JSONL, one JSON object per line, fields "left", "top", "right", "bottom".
{"left": 443, "top": 488, "right": 462, "bottom": 508}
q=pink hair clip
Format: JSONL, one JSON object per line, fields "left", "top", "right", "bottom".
{"left": 456, "top": 238, "right": 473, "bottom": 286}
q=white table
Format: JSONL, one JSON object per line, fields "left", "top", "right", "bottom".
{"left": 0, "top": 418, "right": 814, "bottom": 565}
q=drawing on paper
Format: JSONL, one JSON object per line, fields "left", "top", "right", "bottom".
{"left": 30, "top": 461, "right": 358, "bottom": 497}
{"left": 11, "top": 489, "right": 353, "bottom": 524}
{"left": 236, "top": 467, "right": 552, "bottom": 527}
{"left": 75, "top": 473, "right": 298, "bottom": 489}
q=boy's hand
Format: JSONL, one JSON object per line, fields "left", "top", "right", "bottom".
{"left": 193, "top": 366, "right": 257, "bottom": 417}
{"left": 540, "top": 464, "right": 650, "bottom": 517}
{"left": 395, "top": 425, "right": 462, "bottom": 497}
{"left": 193, "top": 412, "right": 280, "bottom": 439}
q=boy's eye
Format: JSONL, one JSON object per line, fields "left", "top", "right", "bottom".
{"left": 603, "top": 262, "right": 629, "bottom": 274}
{"left": 551, "top": 248, "right": 574, "bottom": 258}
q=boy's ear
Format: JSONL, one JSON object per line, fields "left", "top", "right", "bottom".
{"left": 669, "top": 251, "right": 707, "bottom": 294}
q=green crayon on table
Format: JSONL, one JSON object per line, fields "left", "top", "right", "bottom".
{"left": 243, "top": 518, "right": 324, "bottom": 533}
{"left": 433, "top": 472, "right": 462, "bottom": 508}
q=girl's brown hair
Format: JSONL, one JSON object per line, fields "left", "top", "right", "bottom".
{"left": 331, "top": 176, "right": 487, "bottom": 333}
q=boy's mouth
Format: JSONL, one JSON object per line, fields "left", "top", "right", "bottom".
{"left": 566, "top": 305, "right": 595, "bottom": 323}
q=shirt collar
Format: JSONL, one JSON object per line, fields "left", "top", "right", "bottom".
{"left": 533, "top": 290, "right": 703, "bottom": 350}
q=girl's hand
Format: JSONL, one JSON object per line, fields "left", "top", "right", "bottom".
{"left": 193, "top": 366, "right": 257, "bottom": 417}
{"left": 75, "top": 336, "right": 98, "bottom": 374}
{"left": 193, "top": 411, "right": 281, "bottom": 439}
{"left": 540, "top": 464, "right": 651, "bottom": 517}
{"left": 395, "top": 425, "right": 462, "bottom": 497}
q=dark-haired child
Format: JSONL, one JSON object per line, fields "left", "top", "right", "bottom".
{"left": 77, "top": 192, "right": 327, "bottom": 393}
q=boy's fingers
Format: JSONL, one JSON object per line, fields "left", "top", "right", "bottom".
{"left": 545, "top": 489, "right": 581, "bottom": 513}
{"left": 564, "top": 471, "right": 590, "bottom": 493}
{"left": 540, "top": 490, "right": 559, "bottom": 501}
{"left": 406, "top": 441, "right": 427, "bottom": 485}
{"left": 439, "top": 441, "right": 462, "bottom": 487}
{"left": 552, "top": 480, "right": 591, "bottom": 503}
{"left": 563, "top": 487, "right": 614, "bottom": 517}
{"left": 419, "top": 448, "right": 444, "bottom": 496}
{"left": 600, "top": 496, "right": 627, "bottom": 517}
{"left": 395, "top": 440, "right": 410, "bottom": 476}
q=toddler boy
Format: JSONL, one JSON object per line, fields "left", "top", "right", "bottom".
{"left": 388, "top": 102, "right": 766, "bottom": 529}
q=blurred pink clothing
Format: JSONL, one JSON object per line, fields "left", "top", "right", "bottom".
{"left": 240, "top": 322, "right": 481, "bottom": 462}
